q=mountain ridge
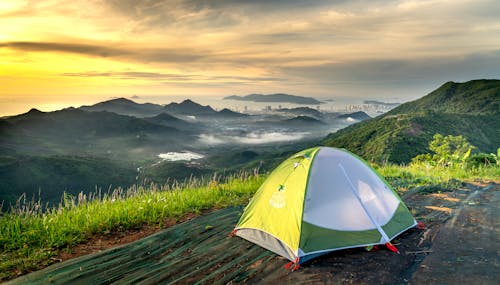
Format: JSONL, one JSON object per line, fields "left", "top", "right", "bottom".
{"left": 80, "top": 97, "right": 164, "bottom": 117}
{"left": 224, "top": 93, "right": 323, "bottom": 105}
{"left": 336, "top": 111, "right": 371, "bottom": 121}
{"left": 276, "top": 107, "right": 323, "bottom": 118}
{"left": 322, "top": 79, "right": 500, "bottom": 163}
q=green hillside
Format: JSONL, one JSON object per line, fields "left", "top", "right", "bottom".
{"left": 0, "top": 155, "right": 136, "bottom": 209}
{"left": 322, "top": 79, "right": 500, "bottom": 163}
{"left": 0, "top": 108, "right": 193, "bottom": 161}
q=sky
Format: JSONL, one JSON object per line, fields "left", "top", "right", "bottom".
{"left": 1, "top": 0, "right": 500, "bottom": 115}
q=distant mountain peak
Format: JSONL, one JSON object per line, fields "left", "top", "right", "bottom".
{"left": 180, "top": 99, "right": 196, "bottom": 104}
{"left": 337, "top": 111, "right": 371, "bottom": 121}
{"left": 164, "top": 100, "right": 216, "bottom": 116}
{"left": 95, "top": 97, "right": 137, "bottom": 105}
{"left": 79, "top": 97, "right": 164, "bottom": 117}
{"left": 27, "top": 108, "right": 44, "bottom": 114}
{"left": 218, "top": 108, "right": 248, "bottom": 117}
{"left": 285, "top": 115, "right": 325, "bottom": 125}
{"left": 224, "top": 93, "right": 323, "bottom": 105}
{"left": 111, "top": 97, "right": 134, "bottom": 102}
{"left": 276, "top": 106, "right": 323, "bottom": 118}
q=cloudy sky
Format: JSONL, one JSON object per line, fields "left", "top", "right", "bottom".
{"left": 1, "top": 0, "right": 499, "bottom": 115}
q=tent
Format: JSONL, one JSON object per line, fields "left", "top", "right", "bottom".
{"left": 232, "top": 147, "right": 416, "bottom": 268}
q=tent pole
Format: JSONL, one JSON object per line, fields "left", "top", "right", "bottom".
{"left": 338, "top": 163, "right": 390, "bottom": 243}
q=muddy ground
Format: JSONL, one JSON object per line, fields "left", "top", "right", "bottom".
{"left": 6, "top": 181, "right": 499, "bottom": 284}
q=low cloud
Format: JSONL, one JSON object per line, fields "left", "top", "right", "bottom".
{"left": 158, "top": 151, "right": 204, "bottom": 161}
{"left": 62, "top": 71, "right": 197, "bottom": 81}
{"left": 61, "top": 70, "right": 283, "bottom": 83}
{"left": 0, "top": 41, "right": 128, "bottom": 57}
{"left": 198, "top": 131, "right": 308, "bottom": 145}
{"left": 0, "top": 41, "right": 205, "bottom": 63}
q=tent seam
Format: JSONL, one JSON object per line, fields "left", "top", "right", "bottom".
{"left": 297, "top": 147, "right": 321, "bottom": 254}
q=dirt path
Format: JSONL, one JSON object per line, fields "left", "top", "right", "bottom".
{"left": 410, "top": 182, "right": 499, "bottom": 284}
{"left": 6, "top": 182, "right": 498, "bottom": 284}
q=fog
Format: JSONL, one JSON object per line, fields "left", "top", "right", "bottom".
{"left": 158, "top": 151, "right": 205, "bottom": 161}
{"left": 198, "top": 131, "right": 309, "bottom": 145}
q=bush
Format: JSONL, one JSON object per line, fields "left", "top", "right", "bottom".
{"left": 411, "top": 133, "right": 478, "bottom": 167}
{"left": 467, "top": 153, "right": 498, "bottom": 168}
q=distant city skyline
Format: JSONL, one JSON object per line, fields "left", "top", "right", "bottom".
{"left": 1, "top": 0, "right": 500, "bottom": 115}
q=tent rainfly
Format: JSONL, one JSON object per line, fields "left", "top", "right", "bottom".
{"left": 231, "top": 147, "right": 417, "bottom": 269}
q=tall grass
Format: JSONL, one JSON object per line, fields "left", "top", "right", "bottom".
{"left": 376, "top": 162, "right": 500, "bottom": 194}
{"left": 0, "top": 172, "right": 265, "bottom": 281}
{"left": 1, "top": 163, "right": 498, "bottom": 281}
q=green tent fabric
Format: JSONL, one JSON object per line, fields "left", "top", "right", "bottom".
{"left": 233, "top": 147, "right": 416, "bottom": 264}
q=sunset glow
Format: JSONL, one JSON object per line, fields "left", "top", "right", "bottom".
{"left": 1, "top": 0, "right": 500, "bottom": 115}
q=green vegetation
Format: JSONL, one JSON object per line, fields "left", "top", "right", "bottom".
{"left": 393, "top": 79, "right": 499, "bottom": 115}
{"left": 380, "top": 134, "right": 499, "bottom": 193}
{"left": 1, "top": 150, "right": 498, "bottom": 281}
{"left": 323, "top": 79, "right": 500, "bottom": 163}
{"left": 2, "top": 86, "right": 499, "bottom": 282}
{"left": 0, "top": 155, "right": 137, "bottom": 210}
{"left": 377, "top": 163, "right": 499, "bottom": 194}
{"left": 0, "top": 172, "right": 265, "bottom": 281}
{"left": 411, "top": 134, "right": 499, "bottom": 169}
{"left": 412, "top": 134, "right": 475, "bottom": 166}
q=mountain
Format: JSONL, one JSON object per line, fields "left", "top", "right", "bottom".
{"left": 144, "top": 112, "right": 202, "bottom": 132}
{"left": 392, "top": 80, "right": 499, "bottom": 114}
{"left": 217, "top": 108, "right": 248, "bottom": 118}
{"left": 0, "top": 108, "right": 188, "bottom": 159}
{"left": 2, "top": 107, "right": 176, "bottom": 138}
{"left": 224, "top": 93, "right": 323, "bottom": 105}
{"left": 80, "top": 98, "right": 164, "bottom": 117}
{"left": 0, "top": 155, "right": 136, "bottom": 209}
{"left": 322, "top": 79, "right": 500, "bottom": 163}
{"left": 163, "top": 100, "right": 248, "bottom": 118}
{"left": 80, "top": 98, "right": 246, "bottom": 119}
{"left": 284, "top": 115, "right": 326, "bottom": 126}
{"left": 363, "top": 100, "right": 401, "bottom": 108}
{"left": 336, "top": 111, "right": 371, "bottom": 121}
{"left": 276, "top": 107, "right": 323, "bottom": 118}
{"left": 163, "top": 99, "right": 218, "bottom": 116}
{"left": 0, "top": 108, "right": 196, "bottom": 206}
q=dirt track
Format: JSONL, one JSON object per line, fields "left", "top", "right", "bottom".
{"left": 410, "top": 182, "right": 499, "bottom": 284}
{"left": 7, "top": 182, "right": 499, "bottom": 284}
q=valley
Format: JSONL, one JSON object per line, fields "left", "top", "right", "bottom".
{"left": 0, "top": 79, "right": 499, "bottom": 282}
{"left": 0, "top": 98, "right": 371, "bottom": 208}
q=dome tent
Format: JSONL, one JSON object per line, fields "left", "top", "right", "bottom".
{"left": 232, "top": 147, "right": 416, "bottom": 268}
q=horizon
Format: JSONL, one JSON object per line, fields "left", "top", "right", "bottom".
{"left": 0, "top": 92, "right": 389, "bottom": 117}
{"left": 1, "top": 78, "right": 496, "bottom": 117}
{"left": 1, "top": 1, "right": 500, "bottom": 116}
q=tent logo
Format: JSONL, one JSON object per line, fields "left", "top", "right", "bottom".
{"left": 269, "top": 184, "right": 286, "bottom": 208}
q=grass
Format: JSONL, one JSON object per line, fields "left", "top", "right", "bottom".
{"left": 377, "top": 162, "right": 500, "bottom": 194}
{"left": 0, "top": 163, "right": 498, "bottom": 281}
{"left": 0, "top": 172, "right": 265, "bottom": 281}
